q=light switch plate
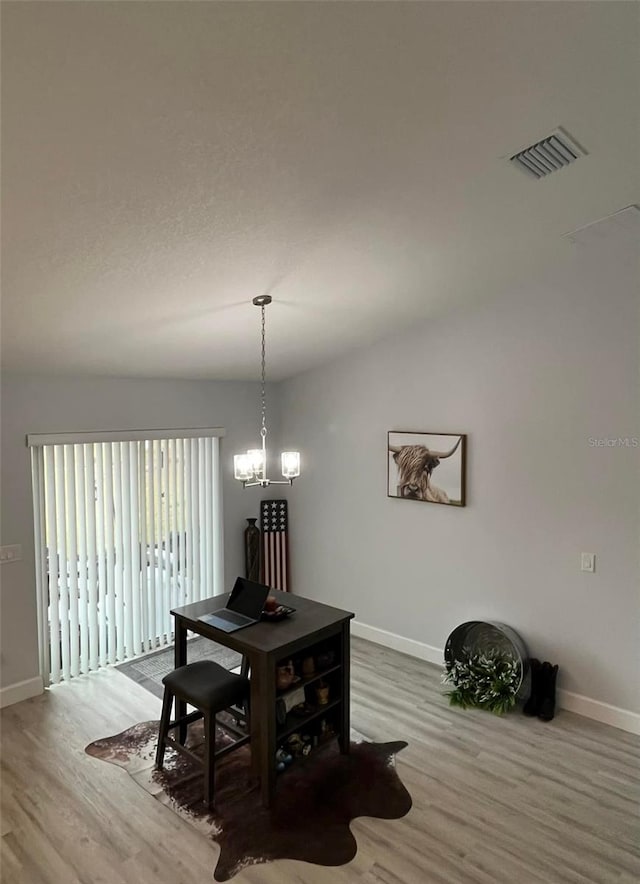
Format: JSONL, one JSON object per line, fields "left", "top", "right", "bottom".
{"left": 580, "top": 552, "right": 595, "bottom": 573}
{"left": 0, "top": 544, "right": 22, "bottom": 563}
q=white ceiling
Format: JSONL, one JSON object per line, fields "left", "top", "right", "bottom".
{"left": 2, "top": 1, "right": 638, "bottom": 381}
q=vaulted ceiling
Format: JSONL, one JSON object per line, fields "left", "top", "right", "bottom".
{"left": 2, "top": 2, "right": 638, "bottom": 380}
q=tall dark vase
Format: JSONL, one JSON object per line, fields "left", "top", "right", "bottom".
{"left": 244, "top": 518, "right": 261, "bottom": 582}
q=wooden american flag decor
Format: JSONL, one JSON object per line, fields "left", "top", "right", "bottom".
{"left": 260, "top": 499, "right": 290, "bottom": 592}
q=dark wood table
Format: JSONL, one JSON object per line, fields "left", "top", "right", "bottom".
{"left": 171, "top": 589, "right": 354, "bottom": 807}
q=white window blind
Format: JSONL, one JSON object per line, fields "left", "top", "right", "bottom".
{"left": 29, "top": 429, "right": 224, "bottom": 685}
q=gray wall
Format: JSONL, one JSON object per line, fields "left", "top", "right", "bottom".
{"left": 0, "top": 375, "right": 271, "bottom": 689}
{"left": 279, "top": 240, "right": 640, "bottom": 713}
{"left": 2, "top": 239, "right": 638, "bottom": 713}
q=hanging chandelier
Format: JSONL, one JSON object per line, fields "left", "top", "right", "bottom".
{"left": 234, "top": 295, "right": 301, "bottom": 487}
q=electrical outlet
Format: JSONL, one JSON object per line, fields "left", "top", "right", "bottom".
{"left": 0, "top": 544, "right": 22, "bottom": 563}
{"left": 580, "top": 552, "right": 595, "bottom": 573}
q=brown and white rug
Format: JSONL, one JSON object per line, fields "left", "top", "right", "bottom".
{"left": 85, "top": 720, "right": 412, "bottom": 881}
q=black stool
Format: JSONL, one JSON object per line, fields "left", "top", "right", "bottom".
{"left": 155, "top": 660, "right": 250, "bottom": 807}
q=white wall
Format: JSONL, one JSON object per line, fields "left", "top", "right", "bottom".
{"left": 0, "top": 375, "right": 271, "bottom": 691}
{"left": 279, "top": 240, "right": 640, "bottom": 715}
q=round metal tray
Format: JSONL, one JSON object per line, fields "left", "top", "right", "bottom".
{"left": 444, "top": 620, "right": 530, "bottom": 699}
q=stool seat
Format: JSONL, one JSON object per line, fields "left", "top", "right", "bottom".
{"left": 155, "top": 659, "right": 251, "bottom": 807}
{"left": 162, "top": 660, "right": 249, "bottom": 711}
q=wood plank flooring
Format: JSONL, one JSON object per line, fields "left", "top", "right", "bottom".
{"left": 1, "top": 637, "right": 638, "bottom": 884}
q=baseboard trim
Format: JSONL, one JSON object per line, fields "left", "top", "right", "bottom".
{"left": 352, "top": 620, "right": 640, "bottom": 735}
{"left": 0, "top": 676, "right": 44, "bottom": 709}
{"left": 352, "top": 621, "right": 443, "bottom": 666}
{"left": 556, "top": 689, "right": 640, "bottom": 735}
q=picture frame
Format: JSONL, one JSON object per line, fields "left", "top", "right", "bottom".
{"left": 387, "top": 431, "right": 466, "bottom": 506}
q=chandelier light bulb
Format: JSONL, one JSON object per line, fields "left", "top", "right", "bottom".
{"left": 234, "top": 454, "right": 252, "bottom": 482}
{"left": 247, "top": 449, "right": 265, "bottom": 475}
{"left": 281, "top": 451, "right": 301, "bottom": 479}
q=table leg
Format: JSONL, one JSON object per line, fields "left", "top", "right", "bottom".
{"left": 174, "top": 617, "right": 187, "bottom": 744}
{"left": 339, "top": 622, "right": 351, "bottom": 754}
{"left": 248, "top": 654, "right": 261, "bottom": 781}
{"left": 254, "top": 654, "right": 276, "bottom": 807}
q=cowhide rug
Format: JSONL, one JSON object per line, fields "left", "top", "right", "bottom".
{"left": 85, "top": 720, "right": 412, "bottom": 881}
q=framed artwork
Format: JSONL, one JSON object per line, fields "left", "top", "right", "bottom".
{"left": 387, "top": 431, "right": 466, "bottom": 506}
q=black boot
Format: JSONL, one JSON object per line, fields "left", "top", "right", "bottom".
{"left": 538, "top": 662, "right": 558, "bottom": 722}
{"left": 523, "top": 658, "right": 542, "bottom": 716}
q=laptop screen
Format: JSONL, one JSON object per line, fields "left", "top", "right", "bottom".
{"left": 227, "top": 577, "right": 270, "bottom": 619}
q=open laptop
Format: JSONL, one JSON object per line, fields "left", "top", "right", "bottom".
{"left": 197, "top": 577, "right": 270, "bottom": 633}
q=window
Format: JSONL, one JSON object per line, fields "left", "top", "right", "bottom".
{"left": 28, "top": 428, "right": 224, "bottom": 684}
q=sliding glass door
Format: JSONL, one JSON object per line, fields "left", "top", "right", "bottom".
{"left": 28, "top": 429, "right": 224, "bottom": 684}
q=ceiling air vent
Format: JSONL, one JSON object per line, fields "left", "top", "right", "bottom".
{"left": 510, "top": 127, "right": 587, "bottom": 180}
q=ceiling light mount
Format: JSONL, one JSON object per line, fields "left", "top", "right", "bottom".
{"left": 234, "top": 297, "right": 300, "bottom": 488}
{"left": 252, "top": 295, "right": 272, "bottom": 307}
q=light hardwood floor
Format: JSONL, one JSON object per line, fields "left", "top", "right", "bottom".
{"left": 1, "top": 638, "right": 639, "bottom": 884}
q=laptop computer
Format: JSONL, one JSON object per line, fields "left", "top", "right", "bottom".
{"left": 197, "top": 577, "right": 270, "bottom": 633}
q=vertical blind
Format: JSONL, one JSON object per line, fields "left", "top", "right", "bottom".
{"left": 28, "top": 429, "right": 224, "bottom": 685}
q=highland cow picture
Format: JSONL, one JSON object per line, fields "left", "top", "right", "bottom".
{"left": 388, "top": 431, "right": 466, "bottom": 506}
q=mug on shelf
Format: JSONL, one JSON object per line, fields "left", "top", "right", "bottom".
{"left": 276, "top": 660, "right": 295, "bottom": 690}
{"left": 301, "top": 656, "right": 316, "bottom": 677}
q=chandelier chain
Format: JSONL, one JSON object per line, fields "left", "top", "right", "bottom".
{"left": 260, "top": 304, "right": 267, "bottom": 439}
